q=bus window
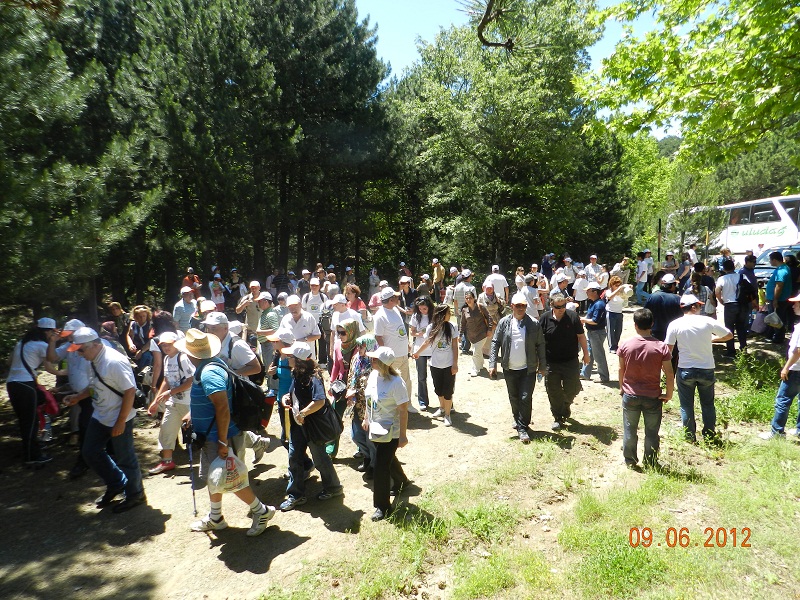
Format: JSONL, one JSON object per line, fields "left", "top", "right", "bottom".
{"left": 781, "top": 197, "right": 800, "bottom": 226}
{"left": 729, "top": 207, "right": 750, "bottom": 225}
{"left": 751, "top": 202, "right": 779, "bottom": 223}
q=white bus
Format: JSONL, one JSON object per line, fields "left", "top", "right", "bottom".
{"left": 714, "top": 195, "right": 800, "bottom": 258}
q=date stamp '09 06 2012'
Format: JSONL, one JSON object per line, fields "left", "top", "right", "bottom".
{"left": 629, "top": 527, "right": 752, "bottom": 548}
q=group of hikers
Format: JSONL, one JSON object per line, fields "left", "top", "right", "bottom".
{"left": 6, "top": 247, "right": 800, "bottom": 534}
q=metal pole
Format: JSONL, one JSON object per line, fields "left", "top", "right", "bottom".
{"left": 706, "top": 211, "right": 712, "bottom": 263}
{"left": 657, "top": 219, "right": 662, "bottom": 264}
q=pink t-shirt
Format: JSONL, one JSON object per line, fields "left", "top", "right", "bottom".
{"left": 617, "top": 335, "right": 671, "bottom": 398}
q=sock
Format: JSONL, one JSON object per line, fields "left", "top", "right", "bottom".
{"left": 209, "top": 500, "right": 223, "bottom": 521}
{"left": 249, "top": 498, "right": 266, "bottom": 516}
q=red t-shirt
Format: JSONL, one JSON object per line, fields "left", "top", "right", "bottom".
{"left": 617, "top": 335, "right": 671, "bottom": 398}
{"left": 348, "top": 297, "right": 366, "bottom": 312}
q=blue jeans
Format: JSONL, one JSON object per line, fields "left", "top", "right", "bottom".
{"left": 622, "top": 394, "right": 663, "bottom": 465}
{"left": 636, "top": 282, "right": 650, "bottom": 305}
{"left": 416, "top": 355, "right": 430, "bottom": 406}
{"left": 770, "top": 370, "right": 800, "bottom": 434}
{"left": 286, "top": 420, "right": 341, "bottom": 499}
{"left": 504, "top": 368, "right": 536, "bottom": 430}
{"left": 676, "top": 368, "right": 716, "bottom": 440}
{"left": 83, "top": 418, "right": 143, "bottom": 497}
{"left": 607, "top": 312, "right": 623, "bottom": 351}
{"left": 351, "top": 417, "right": 376, "bottom": 467}
{"left": 581, "top": 329, "right": 609, "bottom": 381}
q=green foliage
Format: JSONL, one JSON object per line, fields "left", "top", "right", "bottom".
{"left": 452, "top": 548, "right": 552, "bottom": 599}
{"left": 586, "top": 0, "right": 800, "bottom": 166}
{"left": 454, "top": 502, "right": 518, "bottom": 543}
{"left": 717, "top": 352, "right": 784, "bottom": 425}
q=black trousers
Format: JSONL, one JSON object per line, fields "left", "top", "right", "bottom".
{"left": 7, "top": 381, "right": 41, "bottom": 461}
{"left": 545, "top": 359, "right": 582, "bottom": 421}
{"left": 373, "top": 438, "right": 406, "bottom": 511}
{"left": 504, "top": 368, "right": 536, "bottom": 431}
{"left": 723, "top": 303, "right": 749, "bottom": 352}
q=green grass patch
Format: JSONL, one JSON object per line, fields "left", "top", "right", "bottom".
{"left": 717, "top": 351, "right": 791, "bottom": 425}
{"left": 452, "top": 548, "right": 552, "bottom": 599}
{"left": 454, "top": 502, "right": 518, "bottom": 543}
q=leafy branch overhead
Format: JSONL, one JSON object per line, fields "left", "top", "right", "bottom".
{"left": 460, "top": 0, "right": 518, "bottom": 51}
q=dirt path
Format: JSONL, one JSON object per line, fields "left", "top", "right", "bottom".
{"left": 0, "top": 310, "right": 720, "bottom": 599}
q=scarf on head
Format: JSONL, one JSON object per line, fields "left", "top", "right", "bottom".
{"left": 349, "top": 334, "right": 377, "bottom": 388}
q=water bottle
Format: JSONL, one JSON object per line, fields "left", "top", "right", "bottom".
{"left": 537, "top": 373, "right": 543, "bottom": 383}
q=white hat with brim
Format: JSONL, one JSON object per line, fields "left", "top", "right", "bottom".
{"left": 310, "top": 278, "right": 321, "bottom": 285}
{"left": 380, "top": 287, "right": 401, "bottom": 302}
{"left": 680, "top": 293, "right": 704, "bottom": 307}
{"left": 510, "top": 292, "right": 527, "bottom": 305}
{"left": 267, "top": 329, "right": 296, "bottom": 344}
{"left": 67, "top": 327, "right": 99, "bottom": 351}
{"left": 790, "top": 293, "right": 800, "bottom": 302}
{"left": 180, "top": 286, "right": 193, "bottom": 294}
{"left": 366, "top": 346, "right": 395, "bottom": 365}
{"left": 37, "top": 318, "right": 57, "bottom": 330}
{"left": 661, "top": 274, "right": 676, "bottom": 284}
{"left": 556, "top": 274, "right": 568, "bottom": 283}
{"left": 203, "top": 311, "right": 228, "bottom": 326}
{"left": 199, "top": 300, "right": 217, "bottom": 313}
{"left": 280, "top": 341, "right": 313, "bottom": 360}
{"left": 256, "top": 292, "right": 273, "bottom": 302}
{"left": 249, "top": 281, "right": 260, "bottom": 288}
{"left": 586, "top": 282, "right": 602, "bottom": 290}
{"left": 158, "top": 332, "right": 179, "bottom": 345}
{"left": 227, "top": 320, "right": 244, "bottom": 335}
{"left": 333, "top": 294, "right": 347, "bottom": 304}
{"left": 60, "top": 318, "right": 86, "bottom": 337}
{"left": 286, "top": 295, "right": 301, "bottom": 306}
{"left": 175, "top": 329, "right": 221, "bottom": 359}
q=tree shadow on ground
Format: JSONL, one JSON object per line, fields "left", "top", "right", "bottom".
{"left": 449, "top": 412, "right": 488, "bottom": 437}
{"left": 564, "top": 418, "right": 617, "bottom": 445}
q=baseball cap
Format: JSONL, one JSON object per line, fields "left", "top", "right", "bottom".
{"left": 158, "top": 332, "right": 179, "bottom": 345}
{"left": 60, "top": 318, "right": 86, "bottom": 337}
{"left": 227, "top": 320, "right": 244, "bottom": 335}
{"left": 199, "top": 299, "right": 217, "bottom": 313}
{"left": 590, "top": 254, "right": 598, "bottom": 259}
{"left": 586, "top": 282, "right": 602, "bottom": 290}
{"left": 379, "top": 280, "right": 388, "bottom": 287}
{"left": 680, "top": 293, "right": 704, "bottom": 307}
{"left": 249, "top": 281, "right": 260, "bottom": 288}
{"left": 278, "top": 292, "right": 289, "bottom": 301}
{"left": 531, "top": 263, "right": 538, "bottom": 268}
{"left": 564, "top": 257, "right": 572, "bottom": 262}
{"left": 327, "top": 264, "right": 335, "bottom": 270}
{"left": 280, "top": 341, "right": 313, "bottom": 360}
{"left": 421, "top": 274, "right": 430, "bottom": 280}
{"left": 643, "top": 248, "right": 651, "bottom": 253}
{"left": 310, "top": 277, "right": 320, "bottom": 285}
{"left": 180, "top": 286, "right": 193, "bottom": 294}
{"left": 665, "top": 251, "right": 674, "bottom": 256}
{"left": 37, "top": 318, "right": 57, "bottom": 329}
{"left": 286, "top": 294, "right": 301, "bottom": 305}
{"left": 789, "top": 293, "right": 800, "bottom": 303}
{"left": 302, "top": 269, "right": 311, "bottom": 275}
{"left": 380, "top": 287, "right": 400, "bottom": 302}
{"left": 449, "top": 267, "right": 458, "bottom": 274}
{"left": 399, "top": 262, "right": 406, "bottom": 267}
{"left": 267, "top": 329, "right": 296, "bottom": 344}
{"left": 524, "top": 274, "right": 535, "bottom": 283}
{"left": 214, "top": 274, "right": 222, "bottom": 279}
{"left": 661, "top": 274, "right": 676, "bottom": 285}
{"left": 492, "top": 265, "right": 500, "bottom": 272}
{"left": 256, "top": 291, "right": 273, "bottom": 302}
{"left": 345, "top": 266, "right": 352, "bottom": 271}
{"left": 67, "top": 327, "right": 99, "bottom": 350}
{"left": 333, "top": 294, "right": 347, "bottom": 305}
{"left": 556, "top": 273, "right": 568, "bottom": 283}
{"left": 366, "top": 346, "right": 395, "bottom": 365}
{"left": 510, "top": 292, "right": 527, "bottom": 305}
{"left": 462, "top": 269, "right": 472, "bottom": 278}
{"left": 203, "top": 312, "right": 229, "bottom": 326}
{"left": 432, "top": 258, "right": 439, "bottom": 264}
{"left": 399, "top": 275, "right": 412, "bottom": 284}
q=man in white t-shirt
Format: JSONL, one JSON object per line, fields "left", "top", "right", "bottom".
{"left": 715, "top": 258, "right": 747, "bottom": 357}
{"left": 665, "top": 294, "right": 732, "bottom": 443}
{"left": 173, "top": 287, "right": 197, "bottom": 332}
{"left": 483, "top": 265, "right": 509, "bottom": 303}
{"left": 643, "top": 249, "right": 654, "bottom": 291}
{"left": 280, "top": 295, "right": 322, "bottom": 358}
{"left": 374, "top": 287, "right": 417, "bottom": 412}
{"left": 328, "top": 294, "right": 366, "bottom": 359}
{"left": 63, "top": 328, "right": 145, "bottom": 513}
{"left": 761, "top": 293, "right": 800, "bottom": 439}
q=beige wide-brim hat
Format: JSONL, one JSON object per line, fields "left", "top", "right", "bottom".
{"left": 174, "top": 328, "right": 221, "bottom": 359}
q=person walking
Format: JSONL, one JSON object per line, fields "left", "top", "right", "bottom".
{"left": 665, "top": 294, "right": 732, "bottom": 443}
{"left": 618, "top": 308, "right": 674, "bottom": 468}
{"left": 761, "top": 293, "right": 800, "bottom": 440}
{"left": 580, "top": 283, "right": 610, "bottom": 383}
{"left": 488, "top": 292, "right": 546, "bottom": 443}
{"left": 362, "top": 346, "right": 410, "bottom": 521}
{"left": 460, "top": 290, "right": 494, "bottom": 378}
{"left": 412, "top": 304, "right": 458, "bottom": 426}
{"left": 409, "top": 296, "right": 434, "bottom": 409}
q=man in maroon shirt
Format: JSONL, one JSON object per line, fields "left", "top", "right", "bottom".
{"left": 617, "top": 308, "right": 674, "bottom": 469}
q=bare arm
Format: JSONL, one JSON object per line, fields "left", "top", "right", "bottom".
{"left": 209, "top": 390, "right": 231, "bottom": 458}
{"left": 112, "top": 387, "right": 136, "bottom": 437}
{"left": 661, "top": 360, "right": 674, "bottom": 401}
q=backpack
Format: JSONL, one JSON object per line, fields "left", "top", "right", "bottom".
{"left": 303, "top": 292, "right": 332, "bottom": 332}
{"left": 736, "top": 273, "right": 758, "bottom": 306}
{"left": 197, "top": 359, "right": 272, "bottom": 432}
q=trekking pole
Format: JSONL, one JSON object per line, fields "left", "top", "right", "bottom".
{"left": 183, "top": 423, "right": 198, "bottom": 517}
{"left": 283, "top": 402, "right": 291, "bottom": 445}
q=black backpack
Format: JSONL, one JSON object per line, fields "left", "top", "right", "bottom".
{"left": 227, "top": 337, "right": 265, "bottom": 386}
{"left": 196, "top": 359, "right": 270, "bottom": 432}
{"left": 736, "top": 273, "right": 758, "bottom": 306}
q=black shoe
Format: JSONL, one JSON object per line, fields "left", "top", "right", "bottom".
{"left": 355, "top": 459, "right": 370, "bottom": 473}
{"left": 390, "top": 479, "right": 410, "bottom": 497}
{"left": 363, "top": 467, "right": 374, "bottom": 481}
{"left": 69, "top": 463, "right": 90, "bottom": 480}
{"left": 112, "top": 493, "right": 147, "bottom": 513}
{"left": 96, "top": 486, "right": 126, "bottom": 508}
{"left": 25, "top": 455, "right": 53, "bottom": 467}
{"left": 371, "top": 507, "right": 392, "bottom": 522}
{"left": 518, "top": 429, "right": 531, "bottom": 444}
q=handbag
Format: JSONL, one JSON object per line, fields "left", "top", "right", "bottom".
{"left": 91, "top": 363, "right": 148, "bottom": 409}
{"left": 295, "top": 385, "right": 343, "bottom": 444}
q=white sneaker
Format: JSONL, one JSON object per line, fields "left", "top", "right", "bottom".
{"left": 443, "top": 415, "right": 452, "bottom": 427}
{"left": 407, "top": 404, "right": 419, "bottom": 414}
{"left": 246, "top": 505, "right": 276, "bottom": 537}
{"left": 469, "top": 369, "right": 478, "bottom": 378}
{"left": 432, "top": 408, "right": 443, "bottom": 418}
{"left": 191, "top": 514, "right": 228, "bottom": 532}
{"left": 758, "top": 431, "right": 782, "bottom": 440}
{"left": 253, "top": 436, "right": 270, "bottom": 463}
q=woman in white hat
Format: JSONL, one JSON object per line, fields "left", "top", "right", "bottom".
{"left": 279, "top": 342, "right": 343, "bottom": 511}
{"left": 6, "top": 319, "right": 60, "bottom": 465}
{"left": 362, "top": 346, "right": 410, "bottom": 521}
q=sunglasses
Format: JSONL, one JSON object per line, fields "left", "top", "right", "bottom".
{"left": 552, "top": 305, "right": 567, "bottom": 310}
{"left": 336, "top": 330, "right": 347, "bottom": 336}
{"left": 512, "top": 303, "right": 527, "bottom": 308}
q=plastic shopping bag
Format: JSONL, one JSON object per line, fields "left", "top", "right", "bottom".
{"left": 207, "top": 454, "right": 249, "bottom": 494}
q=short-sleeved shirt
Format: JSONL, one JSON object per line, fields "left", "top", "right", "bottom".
{"left": 89, "top": 346, "right": 138, "bottom": 427}
{"left": 716, "top": 273, "right": 739, "bottom": 304}
{"left": 55, "top": 343, "right": 92, "bottom": 392}
{"left": 258, "top": 308, "right": 281, "bottom": 339}
{"left": 239, "top": 294, "right": 264, "bottom": 331}
{"left": 453, "top": 281, "right": 476, "bottom": 310}
{"left": 374, "top": 306, "right": 409, "bottom": 358}
{"left": 7, "top": 340, "right": 48, "bottom": 383}
{"left": 331, "top": 308, "right": 366, "bottom": 333}
{"left": 173, "top": 299, "right": 197, "bottom": 332}
{"left": 163, "top": 351, "right": 195, "bottom": 405}
{"left": 190, "top": 358, "right": 237, "bottom": 443}
{"left": 301, "top": 292, "right": 327, "bottom": 322}
{"left": 767, "top": 264, "right": 792, "bottom": 301}
{"left": 425, "top": 322, "right": 457, "bottom": 369}
{"left": 539, "top": 310, "right": 585, "bottom": 363}
{"left": 364, "top": 370, "right": 408, "bottom": 440}
{"left": 788, "top": 326, "right": 800, "bottom": 372}
{"left": 218, "top": 333, "right": 257, "bottom": 371}
{"left": 584, "top": 298, "right": 607, "bottom": 331}
{"left": 409, "top": 313, "right": 432, "bottom": 355}
{"left": 483, "top": 273, "right": 509, "bottom": 296}
{"left": 618, "top": 335, "right": 671, "bottom": 397}
{"left": 280, "top": 311, "right": 321, "bottom": 358}
{"left": 665, "top": 314, "right": 730, "bottom": 369}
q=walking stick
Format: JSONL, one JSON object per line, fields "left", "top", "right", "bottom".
{"left": 182, "top": 423, "right": 198, "bottom": 517}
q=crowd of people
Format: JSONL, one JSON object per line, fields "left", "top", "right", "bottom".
{"left": 6, "top": 248, "right": 800, "bottom": 535}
